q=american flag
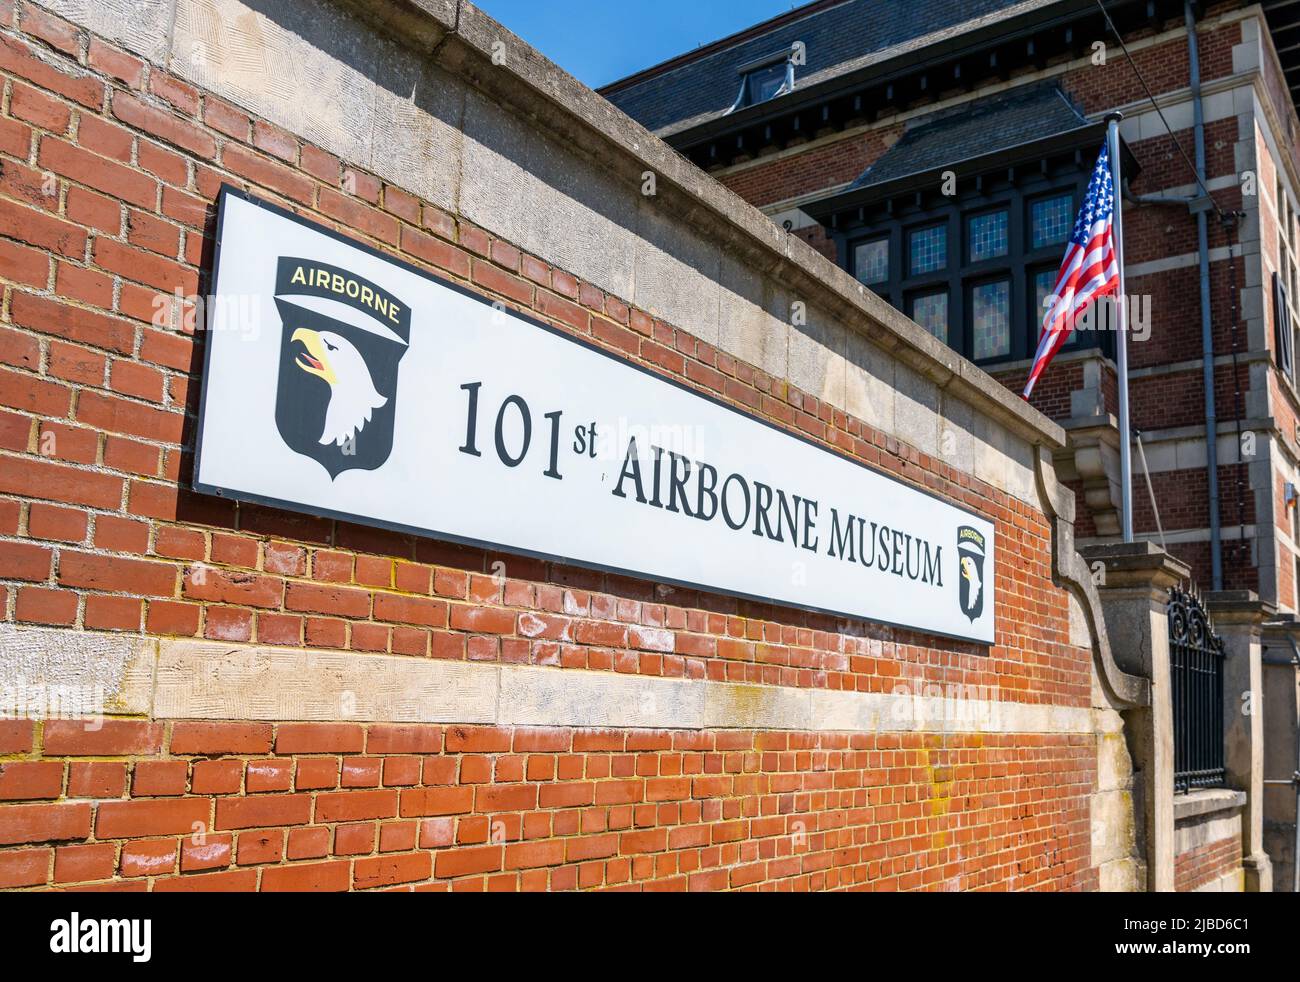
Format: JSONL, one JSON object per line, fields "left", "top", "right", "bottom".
{"left": 1023, "top": 142, "right": 1121, "bottom": 398}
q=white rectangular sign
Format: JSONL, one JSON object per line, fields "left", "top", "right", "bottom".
{"left": 195, "top": 189, "right": 996, "bottom": 643}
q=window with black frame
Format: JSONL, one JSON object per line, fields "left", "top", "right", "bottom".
{"left": 729, "top": 55, "right": 792, "bottom": 112}
{"left": 844, "top": 176, "right": 1106, "bottom": 367}
{"left": 740, "top": 61, "right": 787, "bottom": 106}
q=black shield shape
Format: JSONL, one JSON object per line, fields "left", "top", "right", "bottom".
{"left": 957, "top": 526, "right": 986, "bottom": 623}
{"left": 272, "top": 259, "right": 410, "bottom": 479}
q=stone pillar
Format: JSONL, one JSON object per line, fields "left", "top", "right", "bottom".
{"left": 1205, "top": 592, "right": 1275, "bottom": 892}
{"left": 1261, "top": 617, "right": 1300, "bottom": 891}
{"left": 1201, "top": 595, "right": 1274, "bottom": 894}
{"left": 1081, "top": 541, "right": 1188, "bottom": 891}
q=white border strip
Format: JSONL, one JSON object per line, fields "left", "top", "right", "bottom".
{"left": 0, "top": 627, "right": 1096, "bottom": 734}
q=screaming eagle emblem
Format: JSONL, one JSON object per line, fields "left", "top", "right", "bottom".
{"left": 956, "top": 526, "right": 986, "bottom": 623}
{"left": 272, "top": 257, "right": 410, "bottom": 478}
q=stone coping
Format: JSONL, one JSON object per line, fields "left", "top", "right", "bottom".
{"left": 1173, "top": 787, "right": 1248, "bottom": 823}
{"left": 0, "top": 626, "right": 1101, "bottom": 735}
{"left": 1078, "top": 541, "right": 1192, "bottom": 591}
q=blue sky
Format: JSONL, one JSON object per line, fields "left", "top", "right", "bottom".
{"left": 474, "top": 0, "right": 800, "bottom": 88}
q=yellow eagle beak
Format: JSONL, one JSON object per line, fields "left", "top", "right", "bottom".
{"left": 291, "top": 327, "right": 336, "bottom": 385}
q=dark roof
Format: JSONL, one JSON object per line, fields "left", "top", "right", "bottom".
{"left": 600, "top": 0, "right": 1045, "bottom": 136}
{"left": 848, "top": 82, "right": 1091, "bottom": 191}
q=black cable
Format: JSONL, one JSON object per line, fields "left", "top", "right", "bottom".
{"left": 1098, "top": 0, "right": 1252, "bottom": 578}
{"left": 1094, "top": 0, "right": 1225, "bottom": 217}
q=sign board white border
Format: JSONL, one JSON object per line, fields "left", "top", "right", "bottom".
{"left": 194, "top": 188, "right": 996, "bottom": 644}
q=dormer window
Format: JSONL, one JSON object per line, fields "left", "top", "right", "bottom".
{"left": 728, "top": 50, "right": 795, "bottom": 113}
{"left": 741, "top": 60, "right": 788, "bottom": 105}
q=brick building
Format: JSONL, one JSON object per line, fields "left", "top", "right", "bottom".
{"left": 602, "top": 0, "right": 1300, "bottom": 892}
{"left": 0, "top": 0, "right": 1291, "bottom": 895}
{"left": 603, "top": 0, "right": 1300, "bottom": 611}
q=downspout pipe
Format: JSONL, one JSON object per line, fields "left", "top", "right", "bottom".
{"left": 1186, "top": 0, "right": 1224, "bottom": 590}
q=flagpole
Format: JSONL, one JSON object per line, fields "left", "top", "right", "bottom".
{"left": 1107, "top": 111, "right": 1134, "bottom": 543}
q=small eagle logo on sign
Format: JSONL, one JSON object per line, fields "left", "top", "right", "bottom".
{"left": 272, "top": 257, "right": 410, "bottom": 478}
{"left": 957, "top": 526, "right": 986, "bottom": 623}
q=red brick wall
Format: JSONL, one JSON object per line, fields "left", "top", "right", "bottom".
{"left": 716, "top": 124, "right": 903, "bottom": 209}
{"left": 0, "top": 3, "right": 1101, "bottom": 891}
{"left": 1163, "top": 538, "right": 1257, "bottom": 594}
{"left": 1174, "top": 833, "right": 1242, "bottom": 892}
{"left": 1061, "top": 19, "right": 1241, "bottom": 117}
{"left": 991, "top": 358, "right": 1089, "bottom": 423}
{"left": 0, "top": 718, "right": 1097, "bottom": 892}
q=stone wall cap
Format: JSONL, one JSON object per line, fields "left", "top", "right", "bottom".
{"left": 1078, "top": 542, "right": 1191, "bottom": 587}
{"left": 1204, "top": 590, "right": 1260, "bottom": 604}
{"left": 1264, "top": 614, "right": 1300, "bottom": 629}
{"left": 1261, "top": 622, "right": 1300, "bottom": 664}
{"left": 1079, "top": 541, "right": 1166, "bottom": 560}
{"left": 1204, "top": 590, "right": 1277, "bottom": 624}
{"left": 1173, "top": 787, "right": 1247, "bottom": 822}
{"left": 1060, "top": 414, "right": 1119, "bottom": 435}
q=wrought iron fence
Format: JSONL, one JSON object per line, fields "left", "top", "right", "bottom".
{"left": 1168, "top": 587, "right": 1226, "bottom": 793}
